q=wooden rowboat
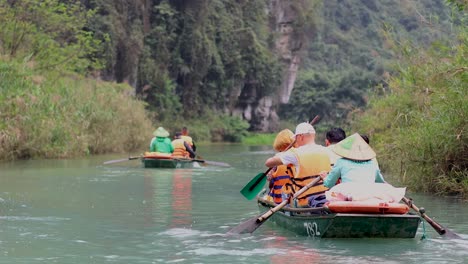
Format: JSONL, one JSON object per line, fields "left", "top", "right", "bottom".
{"left": 257, "top": 197, "right": 421, "bottom": 238}
{"left": 142, "top": 157, "right": 197, "bottom": 169}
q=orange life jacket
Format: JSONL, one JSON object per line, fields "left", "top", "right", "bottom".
{"left": 283, "top": 149, "right": 331, "bottom": 207}
{"left": 268, "top": 165, "right": 294, "bottom": 204}
{"left": 172, "top": 138, "right": 189, "bottom": 158}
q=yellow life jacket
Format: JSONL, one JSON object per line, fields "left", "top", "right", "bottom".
{"left": 268, "top": 165, "right": 294, "bottom": 204}
{"left": 172, "top": 138, "right": 189, "bottom": 158}
{"left": 283, "top": 149, "right": 331, "bottom": 207}
{"left": 181, "top": 135, "right": 193, "bottom": 146}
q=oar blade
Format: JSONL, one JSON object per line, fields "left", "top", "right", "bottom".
{"left": 103, "top": 156, "right": 140, "bottom": 165}
{"left": 103, "top": 158, "right": 131, "bottom": 165}
{"left": 240, "top": 173, "right": 267, "bottom": 200}
{"left": 203, "top": 160, "right": 231, "bottom": 167}
{"left": 227, "top": 215, "right": 263, "bottom": 235}
{"left": 444, "top": 229, "right": 462, "bottom": 239}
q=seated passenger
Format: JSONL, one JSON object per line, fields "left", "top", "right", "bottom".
{"left": 149, "top": 127, "right": 174, "bottom": 154}
{"left": 172, "top": 132, "right": 196, "bottom": 158}
{"left": 267, "top": 129, "right": 295, "bottom": 204}
{"left": 320, "top": 133, "right": 385, "bottom": 188}
{"left": 265, "top": 123, "right": 331, "bottom": 208}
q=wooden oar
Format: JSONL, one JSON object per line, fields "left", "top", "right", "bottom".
{"left": 103, "top": 156, "right": 141, "bottom": 165}
{"left": 229, "top": 176, "right": 321, "bottom": 235}
{"left": 192, "top": 159, "right": 230, "bottom": 167}
{"left": 239, "top": 115, "right": 320, "bottom": 200}
{"left": 402, "top": 197, "right": 461, "bottom": 239}
{"left": 193, "top": 155, "right": 231, "bottom": 167}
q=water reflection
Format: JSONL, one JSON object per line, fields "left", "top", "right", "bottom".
{"left": 143, "top": 169, "right": 193, "bottom": 229}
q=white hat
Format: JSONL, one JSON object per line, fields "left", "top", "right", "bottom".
{"left": 292, "top": 122, "right": 316, "bottom": 138}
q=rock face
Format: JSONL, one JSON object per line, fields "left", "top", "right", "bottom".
{"left": 234, "top": 0, "right": 305, "bottom": 131}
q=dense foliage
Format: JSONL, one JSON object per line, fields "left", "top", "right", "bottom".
{"left": 282, "top": 0, "right": 457, "bottom": 125}
{"left": 354, "top": 22, "right": 467, "bottom": 195}
{"left": 86, "top": 0, "right": 282, "bottom": 118}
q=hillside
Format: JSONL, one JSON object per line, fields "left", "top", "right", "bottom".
{"left": 82, "top": 0, "right": 457, "bottom": 131}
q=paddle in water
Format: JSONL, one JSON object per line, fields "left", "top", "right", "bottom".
{"left": 239, "top": 115, "right": 320, "bottom": 200}
{"left": 103, "top": 156, "right": 141, "bottom": 165}
{"left": 229, "top": 176, "right": 322, "bottom": 235}
{"left": 402, "top": 197, "right": 461, "bottom": 239}
{"left": 240, "top": 168, "right": 273, "bottom": 200}
{"left": 194, "top": 155, "right": 230, "bottom": 167}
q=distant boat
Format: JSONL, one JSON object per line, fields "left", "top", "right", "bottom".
{"left": 257, "top": 196, "right": 421, "bottom": 238}
{"left": 142, "top": 153, "right": 197, "bottom": 169}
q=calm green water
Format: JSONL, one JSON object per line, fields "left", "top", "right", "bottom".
{"left": 0, "top": 144, "right": 467, "bottom": 264}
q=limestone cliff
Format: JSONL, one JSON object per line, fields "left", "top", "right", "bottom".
{"left": 233, "top": 0, "right": 308, "bottom": 131}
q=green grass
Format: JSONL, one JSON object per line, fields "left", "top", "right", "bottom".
{"left": 242, "top": 133, "right": 276, "bottom": 145}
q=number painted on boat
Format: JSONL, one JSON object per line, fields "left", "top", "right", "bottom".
{"left": 176, "top": 163, "right": 182, "bottom": 168}
{"left": 304, "top": 222, "right": 320, "bottom": 237}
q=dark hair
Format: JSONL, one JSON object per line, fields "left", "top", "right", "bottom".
{"left": 182, "top": 127, "right": 188, "bottom": 131}
{"left": 326, "top": 128, "right": 346, "bottom": 144}
{"left": 360, "top": 134, "right": 370, "bottom": 144}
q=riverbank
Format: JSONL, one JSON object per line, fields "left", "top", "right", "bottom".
{"left": 0, "top": 61, "right": 153, "bottom": 160}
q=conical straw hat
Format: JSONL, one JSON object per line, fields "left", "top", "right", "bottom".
{"left": 332, "top": 133, "right": 376, "bottom": 161}
{"left": 273, "top": 129, "right": 294, "bottom": 152}
{"left": 153, "top": 127, "right": 170, "bottom": 137}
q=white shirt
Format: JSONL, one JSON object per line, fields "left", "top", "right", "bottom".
{"left": 277, "top": 143, "right": 330, "bottom": 175}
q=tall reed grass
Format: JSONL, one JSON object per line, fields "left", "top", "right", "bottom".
{"left": 0, "top": 61, "right": 153, "bottom": 160}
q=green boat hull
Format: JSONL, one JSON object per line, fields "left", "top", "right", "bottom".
{"left": 258, "top": 198, "right": 421, "bottom": 238}
{"left": 142, "top": 158, "right": 195, "bottom": 169}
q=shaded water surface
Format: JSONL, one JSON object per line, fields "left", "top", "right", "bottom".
{"left": 0, "top": 144, "right": 467, "bottom": 263}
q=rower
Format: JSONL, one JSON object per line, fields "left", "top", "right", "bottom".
{"left": 181, "top": 127, "right": 196, "bottom": 152}
{"left": 172, "top": 132, "right": 196, "bottom": 158}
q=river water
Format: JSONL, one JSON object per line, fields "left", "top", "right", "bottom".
{"left": 0, "top": 144, "right": 467, "bottom": 263}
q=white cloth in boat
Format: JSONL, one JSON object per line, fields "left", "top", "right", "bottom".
{"left": 325, "top": 182, "right": 406, "bottom": 203}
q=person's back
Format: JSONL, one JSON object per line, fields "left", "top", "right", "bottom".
{"left": 283, "top": 148, "right": 331, "bottom": 207}
{"left": 150, "top": 127, "right": 174, "bottom": 154}
{"left": 172, "top": 132, "right": 196, "bottom": 158}
{"left": 329, "top": 158, "right": 382, "bottom": 184}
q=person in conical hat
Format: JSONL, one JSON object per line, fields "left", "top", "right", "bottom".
{"left": 149, "top": 127, "right": 174, "bottom": 154}
{"left": 320, "top": 133, "right": 385, "bottom": 188}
